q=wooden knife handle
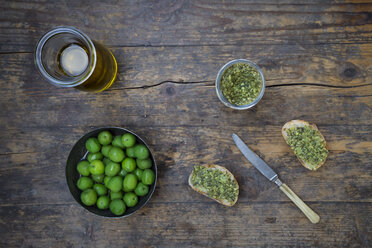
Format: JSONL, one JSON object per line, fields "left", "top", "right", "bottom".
{"left": 279, "top": 183, "right": 320, "bottom": 224}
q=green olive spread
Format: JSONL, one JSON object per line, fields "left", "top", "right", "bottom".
{"left": 190, "top": 166, "right": 238, "bottom": 203}
{"left": 286, "top": 126, "right": 328, "bottom": 168}
{"left": 220, "top": 63, "right": 262, "bottom": 106}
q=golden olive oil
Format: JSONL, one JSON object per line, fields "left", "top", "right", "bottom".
{"left": 58, "top": 42, "right": 117, "bottom": 92}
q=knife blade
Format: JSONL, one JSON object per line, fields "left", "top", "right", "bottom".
{"left": 232, "top": 133, "right": 279, "bottom": 184}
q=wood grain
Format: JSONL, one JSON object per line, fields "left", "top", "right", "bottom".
{"left": 1, "top": 43, "right": 372, "bottom": 89}
{"left": 0, "top": 0, "right": 371, "bottom": 247}
{"left": 0, "top": 202, "right": 370, "bottom": 248}
{"left": 1, "top": 0, "right": 372, "bottom": 53}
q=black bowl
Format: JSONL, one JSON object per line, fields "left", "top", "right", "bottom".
{"left": 66, "top": 127, "right": 157, "bottom": 217}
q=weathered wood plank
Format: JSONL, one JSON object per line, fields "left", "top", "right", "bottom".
{"left": 0, "top": 202, "right": 370, "bottom": 247}
{"left": 1, "top": 0, "right": 372, "bottom": 52}
{"left": 0, "top": 125, "right": 370, "bottom": 207}
{"left": 1, "top": 82, "right": 371, "bottom": 129}
{"left": 1, "top": 43, "right": 371, "bottom": 92}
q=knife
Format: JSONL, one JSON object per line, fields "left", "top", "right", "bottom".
{"left": 232, "top": 133, "right": 320, "bottom": 224}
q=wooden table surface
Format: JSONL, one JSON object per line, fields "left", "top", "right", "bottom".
{"left": 1, "top": 0, "right": 371, "bottom": 247}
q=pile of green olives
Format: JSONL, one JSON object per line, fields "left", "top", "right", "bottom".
{"left": 76, "top": 130, "right": 155, "bottom": 216}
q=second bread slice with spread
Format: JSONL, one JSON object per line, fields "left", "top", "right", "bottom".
{"left": 189, "top": 164, "right": 239, "bottom": 207}
{"left": 282, "top": 120, "right": 328, "bottom": 171}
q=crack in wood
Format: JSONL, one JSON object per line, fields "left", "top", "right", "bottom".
{"left": 112, "top": 80, "right": 372, "bottom": 90}
{"left": 113, "top": 80, "right": 213, "bottom": 90}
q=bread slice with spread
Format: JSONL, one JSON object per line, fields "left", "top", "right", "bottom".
{"left": 188, "top": 164, "right": 239, "bottom": 207}
{"left": 282, "top": 120, "right": 328, "bottom": 171}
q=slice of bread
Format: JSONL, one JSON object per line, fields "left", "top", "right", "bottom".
{"left": 188, "top": 164, "right": 239, "bottom": 207}
{"left": 282, "top": 120, "right": 327, "bottom": 171}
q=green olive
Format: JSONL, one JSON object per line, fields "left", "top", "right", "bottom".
{"left": 123, "top": 174, "right": 137, "bottom": 192}
{"left": 85, "top": 137, "right": 101, "bottom": 153}
{"left": 105, "top": 161, "right": 121, "bottom": 177}
{"left": 87, "top": 152, "right": 103, "bottom": 163}
{"left": 77, "top": 177, "right": 93, "bottom": 190}
{"left": 97, "top": 195, "right": 110, "bottom": 209}
{"left": 122, "top": 157, "right": 136, "bottom": 172}
{"left": 134, "top": 144, "right": 149, "bottom": 159}
{"left": 121, "top": 133, "right": 136, "bottom": 148}
{"left": 141, "top": 169, "right": 155, "bottom": 185}
{"left": 126, "top": 147, "right": 136, "bottom": 158}
{"left": 77, "top": 160, "right": 90, "bottom": 176}
{"left": 81, "top": 189, "right": 97, "bottom": 206}
{"left": 112, "top": 135, "right": 124, "bottom": 149}
{"left": 136, "top": 158, "right": 152, "bottom": 169}
{"left": 93, "top": 184, "right": 108, "bottom": 196}
{"left": 109, "top": 199, "right": 126, "bottom": 215}
{"left": 110, "top": 191, "right": 123, "bottom": 200}
{"left": 123, "top": 192, "right": 138, "bottom": 207}
{"left": 98, "top": 131, "right": 113, "bottom": 145}
{"left": 89, "top": 160, "right": 105, "bottom": 175}
{"left": 108, "top": 147, "right": 125, "bottom": 163}
{"left": 107, "top": 176, "right": 123, "bottom": 192}
{"left": 134, "top": 182, "right": 149, "bottom": 196}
